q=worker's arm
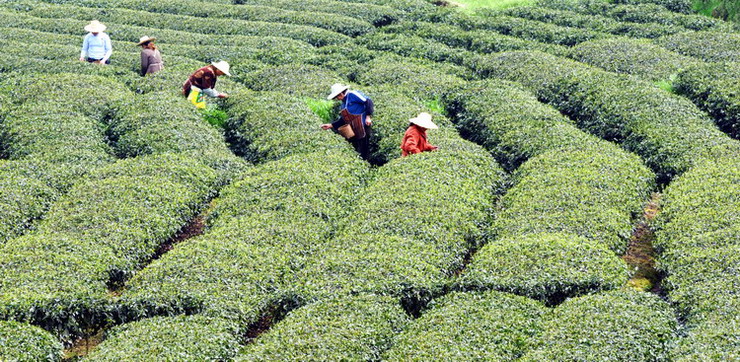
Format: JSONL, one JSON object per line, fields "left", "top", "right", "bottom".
{"left": 402, "top": 135, "right": 422, "bottom": 155}
{"left": 140, "top": 51, "right": 149, "bottom": 76}
{"left": 101, "top": 34, "right": 112, "bottom": 63}
{"left": 80, "top": 34, "right": 89, "bottom": 60}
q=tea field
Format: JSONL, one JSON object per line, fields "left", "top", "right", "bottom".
{"left": 0, "top": 0, "right": 738, "bottom": 360}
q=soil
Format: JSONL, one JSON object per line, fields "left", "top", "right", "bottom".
{"left": 63, "top": 329, "right": 105, "bottom": 360}
{"left": 622, "top": 193, "right": 664, "bottom": 295}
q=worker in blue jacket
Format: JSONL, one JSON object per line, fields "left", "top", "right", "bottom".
{"left": 321, "top": 83, "right": 374, "bottom": 159}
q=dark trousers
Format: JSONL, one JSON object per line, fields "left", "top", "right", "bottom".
{"left": 351, "top": 134, "right": 370, "bottom": 160}
{"left": 86, "top": 57, "right": 111, "bottom": 64}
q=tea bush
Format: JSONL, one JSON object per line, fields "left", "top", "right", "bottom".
{"left": 671, "top": 307, "right": 740, "bottom": 361}
{"left": 237, "top": 295, "right": 409, "bottom": 360}
{"left": 226, "top": 0, "right": 401, "bottom": 26}
{"left": 384, "top": 290, "right": 548, "bottom": 360}
{"left": 569, "top": 37, "right": 699, "bottom": 81}
{"left": 382, "top": 21, "right": 569, "bottom": 56}
{"left": 503, "top": 6, "right": 684, "bottom": 38}
{"left": 675, "top": 62, "right": 740, "bottom": 138}
{"left": 522, "top": 290, "right": 677, "bottom": 361}
{"left": 654, "top": 157, "right": 740, "bottom": 325}
{"left": 655, "top": 31, "right": 740, "bottom": 62}
{"left": 2, "top": 5, "right": 347, "bottom": 47}
{"left": 461, "top": 233, "right": 629, "bottom": 302}
{"left": 455, "top": 14, "right": 611, "bottom": 46}
{"left": 86, "top": 315, "right": 241, "bottom": 361}
{"left": 445, "top": 79, "right": 600, "bottom": 170}
{"left": 225, "top": 90, "right": 354, "bottom": 163}
{"left": 0, "top": 166, "right": 58, "bottom": 244}
{"left": 481, "top": 51, "right": 740, "bottom": 180}
{"left": 612, "top": 0, "right": 693, "bottom": 14}
{"left": 0, "top": 154, "right": 231, "bottom": 340}
{"left": 0, "top": 320, "right": 63, "bottom": 361}
{"left": 494, "top": 146, "right": 654, "bottom": 253}
{"left": 355, "top": 56, "right": 467, "bottom": 101}
{"left": 26, "top": 0, "right": 374, "bottom": 37}
{"left": 292, "top": 147, "right": 505, "bottom": 300}
{"left": 237, "top": 64, "right": 344, "bottom": 99}
{"left": 120, "top": 152, "right": 367, "bottom": 324}
{"left": 357, "top": 32, "right": 472, "bottom": 66}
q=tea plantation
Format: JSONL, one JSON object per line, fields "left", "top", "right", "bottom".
{"left": 0, "top": 0, "right": 738, "bottom": 360}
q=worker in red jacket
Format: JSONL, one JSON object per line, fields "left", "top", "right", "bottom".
{"left": 401, "top": 112, "right": 438, "bottom": 157}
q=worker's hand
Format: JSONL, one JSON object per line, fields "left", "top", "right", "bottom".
{"left": 218, "top": 93, "right": 229, "bottom": 99}
{"left": 99, "top": 61, "right": 107, "bottom": 66}
{"left": 365, "top": 117, "right": 373, "bottom": 126}
{"left": 79, "top": 57, "right": 85, "bottom": 62}
{"left": 320, "top": 124, "right": 332, "bottom": 130}
{"left": 431, "top": 146, "right": 439, "bottom": 151}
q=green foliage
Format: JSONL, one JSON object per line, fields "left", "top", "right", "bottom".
{"left": 224, "top": 90, "right": 354, "bottom": 163}
{"left": 0, "top": 154, "right": 229, "bottom": 341}
{"left": 0, "top": 320, "right": 63, "bottom": 362}
{"left": 481, "top": 50, "right": 740, "bottom": 180}
{"left": 237, "top": 295, "right": 409, "bottom": 360}
{"left": 522, "top": 289, "right": 677, "bottom": 361}
{"left": 461, "top": 233, "right": 629, "bottom": 302}
{"left": 355, "top": 55, "right": 467, "bottom": 101}
{"left": 26, "top": 0, "right": 375, "bottom": 37}
{"left": 671, "top": 306, "right": 740, "bottom": 360}
{"left": 612, "top": 0, "right": 694, "bottom": 14}
{"left": 693, "top": 0, "right": 740, "bottom": 22}
{"left": 654, "top": 157, "right": 740, "bottom": 323}
{"left": 445, "top": 79, "right": 600, "bottom": 170}
{"left": 292, "top": 148, "right": 506, "bottom": 300}
{"left": 237, "top": 64, "right": 344, "bottom": 99}
{"left": 495, "top": 147, "right": 654, "bottom": 253}
{"left": 656, "top": 31, "right": 740, "bottom": 62}
{"left": 569, "top": 37, "right": 699, "bottom": 81}
{"left": 382, "top": 21, "right": 569, "bottom": 57}
{"left": 384, "top": 290, "right": 548, "bottom": 360}
{"left": 229, "top": 0, "right": 402, "bottom": 26}
{"left": 456, "top": 13, "right": 612, "bottom": 46}
{"left": 201, "top": 106, "right": 228, "bottom": 129}
{"left": 3, "top": 2, "right": 349, "bottom": 47}
{"left": 675, "top": 62, "right": 740, "bottom": 138}
{"left": 121, "top": 152, "right": 368, "bottom": 324}
{"left": 0, "top": 166, "right": 58, "bottom": 244}
{"left": 504, "top": 5, "right": 685, "bottom": 38}
{"left": 356, "top": 31, "right": 473, "bottom": 66}
{"left": 539, "top": 0, "right": 731, "bottom": 30}
{"left": 86, "top": 316, "right": 241, "bottom": 361}
{"left": 304, "top": 98, "right": 336, "bottom": 124}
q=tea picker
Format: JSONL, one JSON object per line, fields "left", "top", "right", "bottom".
{"left": 401, "top": 112, "right": 438, "bottom": 157}
{"left": 182, "top": 61, "right": 231, "bottom": 109}
{"left": 320, "top": 83, "right": 375, "bottom": 159}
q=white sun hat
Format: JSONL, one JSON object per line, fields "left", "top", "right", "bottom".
{"left": 327, "top": 83, "right": 349, "bottom": 100}
{"left": 84, "top": 20, "right": 107, "bottom": 33}
{"left": 137, "top": 35, "right": 157, "bottom": 46}
{"left": 211, "top": 61, "right": 231, "bottom": 76}
{"left": 409, "top": 112, "right": 438, "bottom": 129}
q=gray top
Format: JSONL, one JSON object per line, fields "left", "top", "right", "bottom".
{"left": 140, "top": 48, "right": 163, "bottom": 76}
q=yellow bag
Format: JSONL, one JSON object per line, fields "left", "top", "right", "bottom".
{"left": 187, "top": 87, "right": 207, "bottom": 109}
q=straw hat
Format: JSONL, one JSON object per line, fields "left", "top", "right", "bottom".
{"left": 211, "top": 61, "right": 231, "bottom": 76}
{"left": 137, "top": 36, "right": 156, "bottom": 46}
{"left": 84, "top": 20, "right": 107, "bottom": 33}
{"left": 327, "top": 83, "right": 349, "bottom": 100}
{"left": 410, "top": 112, "right": 438, "bottom": 129}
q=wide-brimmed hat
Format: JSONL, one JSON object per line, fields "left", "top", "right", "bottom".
{"left": 84, "top": 20, "right": 107, "bottom": 33}
{"left": 211, "top": 61, "right": 231, "bottom": 76}
{"left": 137, "top": 36, "right": 156, "bottom": 46}
{"left": 410, "top": 112, "right": 438, "bottom": 129}
{"left": 327, "top": 83, "right": 349, "bottom": 100}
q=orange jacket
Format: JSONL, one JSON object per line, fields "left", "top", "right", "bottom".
{"left": 401, "top": 124, "right": 436, "bottom": 157}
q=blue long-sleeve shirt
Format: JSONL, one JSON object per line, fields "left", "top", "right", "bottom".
{"left": 331, "top": 90, "right": 374, "bottom": 129}
{"left": 80, "top": 33, "right": 112, "bottom": 61}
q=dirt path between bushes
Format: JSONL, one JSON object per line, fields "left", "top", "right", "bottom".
{"left": 622, "top": 193, "right": 664, "bottom": 295}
